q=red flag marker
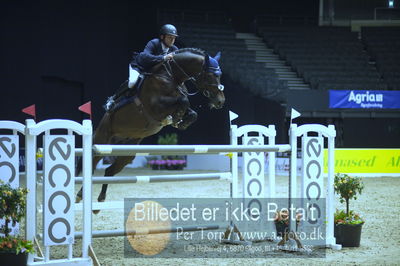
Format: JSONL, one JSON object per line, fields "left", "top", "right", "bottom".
{"left": 78, "top": 101, "right": 92, "bottom": 120}
{"left": 22, "top": 104, "right": 36, "bottom": 120}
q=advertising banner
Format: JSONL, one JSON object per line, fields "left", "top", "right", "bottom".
{"left": 329, "top": 90, "right": 400, "bottom": 109}
{"left": 323, "top": 149, "right": 400, "bottom": 175}
{"left": 273, "top": 149, "right": 399, "bottom": 176}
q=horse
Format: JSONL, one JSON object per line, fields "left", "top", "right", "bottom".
{"left": 76, "top": 48, "right": 225, "bottom": 211}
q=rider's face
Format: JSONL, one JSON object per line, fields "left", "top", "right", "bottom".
{"left": 162, "top": 34, "right": 176, "bottom": 48}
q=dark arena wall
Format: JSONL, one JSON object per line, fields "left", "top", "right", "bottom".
{"left": 1, "top": 0, "right": 399, "bottom": 147}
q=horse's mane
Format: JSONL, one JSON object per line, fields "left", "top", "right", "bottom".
{"left": 174, "top": 48, "right": 206, "bottom": 56}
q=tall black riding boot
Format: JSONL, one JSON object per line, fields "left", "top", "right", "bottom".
{"left": 104, "top": 81, "right": 130, "bottom": 111}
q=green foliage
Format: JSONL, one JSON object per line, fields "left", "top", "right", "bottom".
{"left": 334, "top": 173, "right": 364, "bottom": 215}
{"left": 334, "top": 173, "right": 365, "bottom": 225}
{"left": 0, "top": 180, "right": 35, "bottom": 254}
{"left": 0, "top": 236, "right": 35, "bottom": 254}
{"left": 157, "top": 133, "right": 178, "bottom": 145}
{"left": 157, "top": 133, "right": 185, "bottom": 160}
{"left": 334, "top": 209, "right": 364, "bottom": 225}
{"left": 0, "top": 181, "right": 28, "bottom": 236}
{"left": 334, "top": 173, "right": 364, "bottom": 202}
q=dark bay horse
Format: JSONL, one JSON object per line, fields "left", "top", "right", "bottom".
{"left": 76, "top": 48, "right": 225, "bottom": 210}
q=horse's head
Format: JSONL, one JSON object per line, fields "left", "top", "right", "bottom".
{"left": 170, "top": 49, "right": 225, "bottom": 109}
{"left": 197, "top": 52, "right": 225, "bottom": 109}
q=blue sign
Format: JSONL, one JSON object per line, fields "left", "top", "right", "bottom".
{"left": 329, "top": 90, "right": 400, "bottom": 109}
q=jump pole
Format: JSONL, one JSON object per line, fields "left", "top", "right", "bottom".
{"left": 75, "top": 172, "right": 232, "bottom": 184}
{"left": 93, "top": 144, "right": 291, "bottom": 156}
{"left": 75, "top": 224, "right": 222, "bottom": 239}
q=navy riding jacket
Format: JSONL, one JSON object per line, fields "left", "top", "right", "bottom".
{"left": 131, "top": 38, "right": 178, "bottom": 72}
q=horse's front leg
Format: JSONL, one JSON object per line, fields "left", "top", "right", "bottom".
{"left": 156, "top": 95, "right": 190, "bottom": 125}
{"left": 175, "top": 108, "right": 198, "bottom": 130}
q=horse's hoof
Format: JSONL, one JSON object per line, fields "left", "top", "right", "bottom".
{"left": 75, "top": 195, "right": 82, "bottom": 204}
{"left": 177, "top": 123, "right": 188, "bottom": 130}
{"left": 92, "top": 199, "right": 105, "bottom": 215}
{"left": 161, "top": 115, "right": 173, "bottom": 126}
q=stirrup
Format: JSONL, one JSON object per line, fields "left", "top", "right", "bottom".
{"left": 103, "top": 96, "right": 116, "bottom": 112}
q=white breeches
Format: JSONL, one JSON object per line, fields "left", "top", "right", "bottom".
{"left": 129, "top": 65, "right": 140, "bottom": 88}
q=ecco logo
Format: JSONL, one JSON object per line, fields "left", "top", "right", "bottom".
{"left": 244, "top": 136, "right": 263, "bottom": 219}
{"left": 0, "top": 136, "right": 17, "bottom": 184}
{"left": 303, "top": 137, "right": 323, "bottom": 224}
{"left": 44, "top": 136, "right": 74, "bottom": 245}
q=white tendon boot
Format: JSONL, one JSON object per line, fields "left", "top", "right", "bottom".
{"left": 129, "top": 65, "right": 140, "bottom": 88}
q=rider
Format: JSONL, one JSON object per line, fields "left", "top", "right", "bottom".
{"left": 129, "top": 24, "right": 179, "bottom": 89}
{"left": 104, "top": 24, "right": 179, "bottom": 111}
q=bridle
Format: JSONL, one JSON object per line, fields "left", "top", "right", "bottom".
{"left": 163, "top": 54, "right": 224, "bottom": 98}
{"left": 196, "top": 72, "right": 225, "bottom": 98}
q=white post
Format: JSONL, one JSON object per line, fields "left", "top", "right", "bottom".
{"left": 289, "top": 124, "right": 298, "bottom": 232}
{"left": 25, "top": 119, "right": 37, "bottom": 264}
{"left": 289, "top": 124, "right": 297, "bottom": 199}
{"left": 81, "top": 120, "right": 93, "bottom": 258}
{"left": 327, "top": 125, "right": 340, "bottom": 249}
{"left": 267, "top": 125, "right": 276, "bottom": 199}
{"left": 230, "top": 125, "right": 238, "bottom": 198}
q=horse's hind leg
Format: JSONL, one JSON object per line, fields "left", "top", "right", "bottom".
{"left": 75, "top": 156, "right": 103, "bottom": 203}
{"left": 76, "top": 115, "right": 113, "bottom": 203}
{"left": 93, "top": 155, "right": 135, "bottom": 214}
{"left": 94, "top": 137, "right": 142, "bottom": 214}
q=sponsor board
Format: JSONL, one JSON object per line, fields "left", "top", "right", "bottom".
{"left": 329, "top": 90, "right": 400, "bottom": 109}
{"left": 270, "top": 149, "right": 400, "bottom": 176}
{"left": 323, "top": 149, "right": 400, "bottom": 174}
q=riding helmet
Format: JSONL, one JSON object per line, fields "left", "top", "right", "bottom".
{"left": 160, "top": 24, "right": 178, "bottom": 37}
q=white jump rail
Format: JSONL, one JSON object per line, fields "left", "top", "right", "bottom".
{"left": 75, "top": 224, "right": 222, "bottom": 239}
{"left": 75, "top": 172, "right": 232, "bottom": 184}
{"left": 93, "top": 144, "right": 291, "bottom": 156}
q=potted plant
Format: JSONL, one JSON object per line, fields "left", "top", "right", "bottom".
{"left": 165, "top": 158, "right": 187, "bottom": 170}
{"left": 156, "top": 133, "right": 186, "bottom": 170}
{"left": 0, "top": 181, "right": 35, "bottom": 266}
{"left": 147, "top": 159, "right": 166, "bottom": 170}
{"left": 334, "top": 173, "right": 365, "bottom": 247}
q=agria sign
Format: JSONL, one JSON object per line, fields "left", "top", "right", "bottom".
{"left": 348, "top": 90, "right": 383, "bottom": 108}
{"left": 329, "top": 90, "right": 400, "bottom": 109}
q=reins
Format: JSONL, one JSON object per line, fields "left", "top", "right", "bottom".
{"left": 162, "top": 52, "right": 224, "bottom": 98}
{"left": 167, "top": 57, "right": 200, "bottom": 96}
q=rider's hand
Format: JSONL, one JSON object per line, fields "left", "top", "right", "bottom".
{"left": 163, "top": 53, "right": 173, "bottom": 61}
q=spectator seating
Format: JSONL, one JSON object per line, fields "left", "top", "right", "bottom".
{"left": 260, "top": 26, "right": 388, "bottom": 90}
{"left": 361, "top": 26, "right": 400, "bottom": 90}
{"left": 176, "top": 22, "right": 288, "bottom": 102}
